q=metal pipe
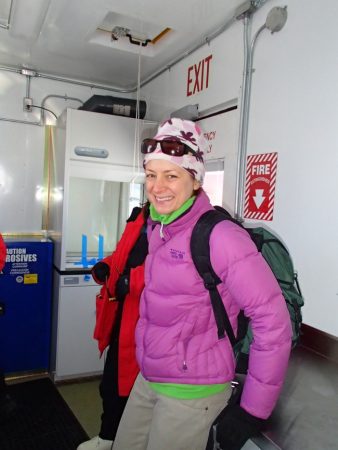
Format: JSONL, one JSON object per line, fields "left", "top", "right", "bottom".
{"left": 35, "top": 71, "right": 131, "bottom": 94}
{"left": 234, "top": 19, "right": 268, "bottom": 221}
{"left": 234, "top": 16, "right": 251, "bottom": 221}
{"left": 40, "top": 94, "right": 84, "bottom": 124}
{"left": 0, "top": 117, "right": 40, "bottom": 126}
{"left": 251, "top": 24, "right": 267, "bottom": 52}
{"left": 0, "top": 93, "right": 83, "bottom": 126}
{"left": 26, "top": 75, "right": 31, "bottom": 98}
{"left": 0, "top": 65, "right": 21, "bottom": 74}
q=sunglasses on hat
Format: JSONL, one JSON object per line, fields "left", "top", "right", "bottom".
{"left": 141, "top": 138, "right": 196, "bottom": 157}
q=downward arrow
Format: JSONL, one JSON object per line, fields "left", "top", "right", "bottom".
{"left": 253, "top": 189, "right": 265, "bottom": 209}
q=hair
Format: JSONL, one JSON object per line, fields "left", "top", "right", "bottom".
{"left": 142, "top": 201, "right": 150, "bottom": 219}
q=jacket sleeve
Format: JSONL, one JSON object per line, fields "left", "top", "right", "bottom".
{"left": 0, "top": 234, "right": 6, "bottom": 271}
{"left": 91, "top": 255, "right": 112, "bottom": 285}
{"left": 210, "top": 221, "right": 292, "bottom": 419}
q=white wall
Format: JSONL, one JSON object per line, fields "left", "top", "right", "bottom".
{"left": 141, "top": 0, "right": 338, "bottom": 337}
{"left": 248, "top": 0, "right": 338, "bottom": 335}
{"left": 0, "top": 71, "right": 133, "bottom": 233}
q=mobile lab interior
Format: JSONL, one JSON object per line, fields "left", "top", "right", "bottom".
{"left": 0, "top": 1, "right": 338, "bottom": 449}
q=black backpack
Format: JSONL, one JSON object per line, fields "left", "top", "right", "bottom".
{"left": 190, "top": 206, "right": 304, "bottom": 374}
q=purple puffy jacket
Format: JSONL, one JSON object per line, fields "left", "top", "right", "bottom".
{"left": 135, "top": 190, "right": 292, "bottom": 419}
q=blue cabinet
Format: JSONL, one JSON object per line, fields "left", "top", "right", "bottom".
{"left": 0, "top": 238, "right": 53, "bottom": 375}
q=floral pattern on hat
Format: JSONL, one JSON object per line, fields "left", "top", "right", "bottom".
{"left": 143, "top": 117, "right": 207, "bottom": 183}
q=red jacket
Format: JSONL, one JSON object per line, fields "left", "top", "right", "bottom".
{"left": 93, "top": 208, "right": 146, "bottom": 396}
{"left": 0, "top": 234, "right": 6, "bottom": 271}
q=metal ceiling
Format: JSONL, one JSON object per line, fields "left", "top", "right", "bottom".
{"left": 0, "top": 0, "right": 266, "bottom": 90}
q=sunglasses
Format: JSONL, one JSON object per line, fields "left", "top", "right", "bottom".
{"left": 141, "top": 139, "right": 196, "bottom": 157}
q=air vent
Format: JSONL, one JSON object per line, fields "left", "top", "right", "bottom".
{"left": 89, "top": 11, "right": 173, "bottom": 56}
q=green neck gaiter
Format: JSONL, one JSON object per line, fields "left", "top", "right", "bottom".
{"left": 150, "top": 196, "right": 196, "bottom": 225}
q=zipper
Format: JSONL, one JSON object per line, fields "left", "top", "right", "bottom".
{"left": 181, "top": 340, "right": 188, "bottom": 371}
{"left": 159, "top": 222, "right": 164, "bottom": 239}
{"left": 179, "top": 311, "right": 199, "bottom": 372}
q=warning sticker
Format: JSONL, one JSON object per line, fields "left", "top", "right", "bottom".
{"left": 244, "top": 152, "right": 278, "bottom": 221}
{"left": 24, "top": 274, "right": 38, "bottom": 284}
{"left": 7, "top": 247, "right": 38, "bottom": 276}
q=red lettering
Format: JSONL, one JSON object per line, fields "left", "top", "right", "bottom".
{"left": 187, "top": 54, "right": 212, "bottom": 97}
{"left": 193, "top": 61, "right": 201, "bottom": 94}
{"left": 204, "top": 131, "right": 216, "bottom": 141}
{"left": 204, "top": 54, "right": 213, "bottom": 88}
{"left": 201, "top": 59, "right": 204, "bottom": 90}
{"left": 187, "top": 66, "right": 193, "bottom": 97}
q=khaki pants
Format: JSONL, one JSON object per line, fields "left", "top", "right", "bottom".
{"left": 113, "top": 373, "right": 232, "bottom": 450}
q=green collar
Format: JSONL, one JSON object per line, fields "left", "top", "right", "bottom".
{"left": 150, "top": 196, "right": 196, "bottom": 225}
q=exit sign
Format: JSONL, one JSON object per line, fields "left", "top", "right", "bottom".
{"left": 186, "top": 55, "right": 213, "bottom": 97}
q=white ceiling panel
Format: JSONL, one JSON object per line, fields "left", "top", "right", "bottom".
{"left": 0, "top": 0, "right": 257, "bottom": 88}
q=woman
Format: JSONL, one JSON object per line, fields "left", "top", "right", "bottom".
{"left": 112, "top": 118, "right": 292, "bottom": 450}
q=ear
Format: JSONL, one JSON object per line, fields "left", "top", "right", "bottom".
{"left": 193, "top": 179, "right": 201, "bottom": 191}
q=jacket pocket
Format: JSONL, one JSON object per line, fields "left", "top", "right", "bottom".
{"left": 176, "top": 309, "right": 201, "bottom": 372}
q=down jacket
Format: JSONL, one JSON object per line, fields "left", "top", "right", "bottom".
{"left": 0, "top": 234, "right": 6, "bottom": 270}
{"left": 135, "top": 190, "right": 292, "bottom": 419}
{"left": 93, "top": 207, "right": 147, "bottom": 396}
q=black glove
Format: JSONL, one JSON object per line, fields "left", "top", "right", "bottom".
{"left": 91, "top": 261, "right": 110, "bottom": 283}
{"left": 115, "top": 272, "right": 130, "bottom": 301}
{"left": 214, "top": 404, "right": 264, "bottom": 450}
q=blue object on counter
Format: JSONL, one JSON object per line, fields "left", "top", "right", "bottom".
{"left": 74, "top": 234, "right": 105, "bottom": 267}
{"left": 0, "top": 238, "right": 53, "bottom": 375}
{"left": 98, "top": 234, "right": 104, "bottom": 261}
{"left": 81, "top": 234, "right": 88, "bottom": 268}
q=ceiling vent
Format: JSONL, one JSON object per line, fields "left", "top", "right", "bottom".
{"left": 90, "top": 11, "right": 172, "bottom": 56}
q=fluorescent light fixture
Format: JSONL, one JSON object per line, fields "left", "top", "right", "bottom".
{"left": 10, "top": 0, "right": 51, "bottom": 39}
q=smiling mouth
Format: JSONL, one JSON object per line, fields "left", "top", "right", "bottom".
{"left": 155, "top": 196, "right": 174, "bottom": 202}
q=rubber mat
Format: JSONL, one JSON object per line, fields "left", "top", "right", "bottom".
{"left": 0, "top": 377, "right": 89, "bottom": 450}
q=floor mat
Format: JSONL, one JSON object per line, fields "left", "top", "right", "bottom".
{"left": 0, "top": 377, "right": 89, "bottom": 450}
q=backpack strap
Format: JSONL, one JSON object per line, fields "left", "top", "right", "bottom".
{"left": 191, "top": 209, "right": 237, "bottom": 346}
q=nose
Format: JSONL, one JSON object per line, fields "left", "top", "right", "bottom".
{"left": 152, "top": 175, "right": 166, "bottom": 192}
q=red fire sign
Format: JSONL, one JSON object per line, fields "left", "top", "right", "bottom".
{"left": 244, "top": 152, "right": 278, "bottom": 221}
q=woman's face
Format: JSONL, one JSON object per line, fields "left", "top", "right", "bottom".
{"left": 145, "top": 159, "right": 200, "bottom": 215}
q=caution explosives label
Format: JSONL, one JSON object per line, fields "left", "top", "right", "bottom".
{"left": 244, "top": 152, "right": 278, "bottom": 221}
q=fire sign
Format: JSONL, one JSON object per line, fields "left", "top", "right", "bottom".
{"left": 244, "top": 152, "right": 278, "bottom": 221}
